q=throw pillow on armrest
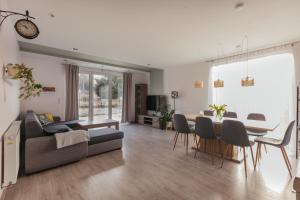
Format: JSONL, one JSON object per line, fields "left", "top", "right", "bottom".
{"left": 43, "top": 125, "right": 71, "bottom": 136}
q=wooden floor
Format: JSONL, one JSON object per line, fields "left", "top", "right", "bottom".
{"left": 4, "top": 124, "right": 297, "bottom": 200}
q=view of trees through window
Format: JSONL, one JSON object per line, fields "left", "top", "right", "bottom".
{"left": 78, "top": 72, "right": 123, "bottom": 122}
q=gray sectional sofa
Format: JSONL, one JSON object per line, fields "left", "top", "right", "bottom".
{"left": 23, "top": 111, "right": 124, "bottom": 174}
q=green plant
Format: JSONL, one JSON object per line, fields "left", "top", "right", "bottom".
{"left": 160, "top": 104, "right": 175, "bottom": 129}
{"left": 9, "top": 63, "right": 43, "bottom": 99}
{"left": 209, "top": 104, "right": 227, "bottom": 119}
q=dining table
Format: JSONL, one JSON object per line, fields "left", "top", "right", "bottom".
{"left": 185, "top": 114, "right": 280, "bottom": 163}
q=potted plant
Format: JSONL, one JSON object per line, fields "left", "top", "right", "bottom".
{"left": 160, "top": 104, "right": 175, "bottom": 130}
{"left": 5, "top": 63, "right": 43, "bottom": 99}
{"left": 209, "top": 104, "right": 227, "bottom": 120}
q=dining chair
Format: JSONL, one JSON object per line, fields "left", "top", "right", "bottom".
{"left": 204, "top": 110, "right": 214, "bottom": 116}
{"left": 194, "top": 117, "right": 220, "bottom": 164}
{"left": 221, "top": 120, "right": 255, "bottom": 178}
{"left": 247, "top": 113, "right": 268, "bottom": 154}
{"left": 173, "top": 114, "right": 194, "bottom": 155}
{"left": 223, "top": 111, "right": 237, "bottom": 118}
{"left": 254, "top": 121, "right": 295, "bottom": 178}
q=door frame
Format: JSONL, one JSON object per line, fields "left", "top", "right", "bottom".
{"left": 79, "top": 67, "right": 122, "bottom": 121}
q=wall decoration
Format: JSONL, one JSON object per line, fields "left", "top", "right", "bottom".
{"left": 42, "top": 87, "right": 55, "bottom": 92}
{"left": 0, "top": 10, "right": 39, "bottom": 39}
{"left": 3, "top": 63, "right": 43, "bottom": 99}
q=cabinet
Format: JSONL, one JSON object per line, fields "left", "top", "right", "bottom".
{"left": 135, "top": 84, "right": 147, "bottom": 122}
{"left": 138, "top": 115, "right": 160, "bottom": 128}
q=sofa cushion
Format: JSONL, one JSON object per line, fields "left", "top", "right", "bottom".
{"left": 44, "top": 124, "right": 72, "bottom": 136}
{"left": 88, "top": 128, "right": 124, "bottom": 145}
{"left": 25, "top": 111, "right": 44, "bottom": 139}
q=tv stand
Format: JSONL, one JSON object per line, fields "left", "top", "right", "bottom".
{"left": 138, "top": 115, "right": 160, "bottom": 128}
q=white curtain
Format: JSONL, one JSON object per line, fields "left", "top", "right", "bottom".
{"left": 212, "top": 53, "right": 296, "bottom": 151}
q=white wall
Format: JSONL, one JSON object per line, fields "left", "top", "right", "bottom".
{"left": 20, "top": 52, "right": 66, "bottom": 119}
{"left": 293, "top": 43, "right": 300, "bottom": 86}
{"left": 0, "top": 0, "right": 20, "bottom": 196}
{"left": 164, "top": 62, "right": 211, "bottom": 113}
{"left": 20, "top": 52, "right": 150, "bottom": 122}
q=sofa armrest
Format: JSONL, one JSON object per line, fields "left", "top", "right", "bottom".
{"left": 26, "top": 136, "right": 57, "bottom": 154}
{"left": 25, "top": 136, "right": 88, "bottom": 174}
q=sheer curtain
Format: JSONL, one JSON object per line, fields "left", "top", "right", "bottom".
{"left": 212, "top": 53, "right": 296, "bottom": 150}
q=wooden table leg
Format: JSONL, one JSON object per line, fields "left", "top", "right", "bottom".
{"left": 116, "top": 122, "right": 119, "bottom": 130}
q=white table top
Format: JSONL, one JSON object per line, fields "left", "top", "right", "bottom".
{"left": 185, "top": 114, "right": 279, "bottom": 132}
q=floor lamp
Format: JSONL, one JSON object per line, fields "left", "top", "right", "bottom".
{"left": 171, "top": 91, "right": 179, "bottom": 111}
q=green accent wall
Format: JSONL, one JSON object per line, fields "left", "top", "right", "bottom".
{"left": 150, "top": 69, "right": 164, "bottom": 95}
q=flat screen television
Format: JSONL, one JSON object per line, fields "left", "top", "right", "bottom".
{"left": 146, "top": 95, "right": 166, "bottom": 111}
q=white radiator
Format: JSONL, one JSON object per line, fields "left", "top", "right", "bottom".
{"left": 3, "top": 121, "right": 21, "bottom": 187}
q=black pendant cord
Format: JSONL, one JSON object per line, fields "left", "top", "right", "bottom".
{"left": 0, "top": 10, "right": 35, "bottom": 27}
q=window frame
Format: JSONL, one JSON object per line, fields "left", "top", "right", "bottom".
{"left": 79, "top": 67, "right": 123, "bottom": 121}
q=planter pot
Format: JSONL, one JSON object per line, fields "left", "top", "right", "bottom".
{"left": 166, "top": 121, "right": 173, "bottom": 130}
{"left": 5, "top": 64, "right": 19, "bottom": 77}
{"left": 160, "top": 121, "right": 166, "bottom": 130}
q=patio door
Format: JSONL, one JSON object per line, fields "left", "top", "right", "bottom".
{"left": 78, "top": 70, "right": 123, "bottom": 122}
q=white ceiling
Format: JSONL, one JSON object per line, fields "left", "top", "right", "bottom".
{"left": 8, "top": 0, "right": 300, "bottom": 69}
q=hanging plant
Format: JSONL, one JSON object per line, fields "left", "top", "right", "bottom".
{"left": 6, "top": 63, "right": 43, "bottom": 99}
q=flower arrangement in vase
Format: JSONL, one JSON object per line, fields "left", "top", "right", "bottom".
{"left": 209, "top": 104, "right": 227, "bottom": 120}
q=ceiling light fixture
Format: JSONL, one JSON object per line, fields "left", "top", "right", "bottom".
{"left": 235, "top": 2, "right": 245, "bottom": 11}
{"left": 214, "top": 43, "right": 224, "bottom": 88}
{"left": 49, "top": 13, "right": 55, "bottom": 18}
{"left": 241, "top": 35, "right": 254, "bottom": 87}
{"left": 194, "top": 80, "right": 204, "bottom": 89}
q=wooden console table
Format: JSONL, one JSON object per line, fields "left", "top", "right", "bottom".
{"left": 78, "top": 119, "right": 119, "bottom": 130}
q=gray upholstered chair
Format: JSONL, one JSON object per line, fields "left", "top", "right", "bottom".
{"left": 194, "top": 117, "right": 219, "bottom": 164}
{"left": 221, "top": 120, "right": 255, "bottom": 178}
{"left": 254, "top": 121, "right": 295, "bottom": 178}
{"left": 204, "top": 110, "right": 214, "bottom": 116}
{"left": 247, "top": 113, "right": 268, "bottom": 153}
{"left": 223, "top": 111, "right": 237, "bottom": 118}
{"left": 173, "top": 114, "right": 194, "bottom": 155}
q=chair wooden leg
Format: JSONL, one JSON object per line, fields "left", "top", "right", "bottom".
{"left": 173, "top": 132, "right": 179, "bottom": 151}
{"left": 282, "top": 147, "right": 292, "bottom": 170}
{"left": 174, "top": 131, "right": 178, "bottom": 142}
{"left": 254, "top": 143, "right": 261, "bottom": 169}
{"left": 263, "top": 144, "right": 267, "bottom": 154}
{"left": 194, "top": 137, "right": 200, "bottom": 158}
{"left": 221, "top": 144, "right": 229, "bottom": 168}
{"left": 242, "top": 147, "right": 247, "bottom": 178}
{"left": 249, "top": 145, "right": 255, "bottom": 167}
{"left": 183, "top": 133, "right": 186, "bottom": 147}
{"left": 258, "top": 143, "right": 262, "bottom": 161}
{"left": 186, "top": 134, "right": 189, "bottom": 155}
{"left": 280, "top": 147, "right": 292, "bottom": 178}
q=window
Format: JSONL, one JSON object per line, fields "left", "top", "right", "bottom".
{"left": 78, "top": 70, "right": 123, "bottom": 122}
{"left": 211, "top": 53, "right": 295, "bottom": 131}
